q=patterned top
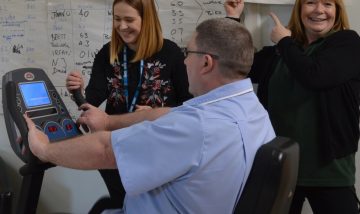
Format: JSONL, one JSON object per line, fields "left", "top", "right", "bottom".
{"left": 86, "top": 39, "right": 192, "bottom": 114}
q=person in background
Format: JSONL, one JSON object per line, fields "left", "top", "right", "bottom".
{"left": 25, "top": 17, "right": 275, "bottom": 214}
{"left": 66, "top": 0, "right": 192, "bottom": 212}
{"left": 225, "top": 0, "right": 360, "bottom": 213}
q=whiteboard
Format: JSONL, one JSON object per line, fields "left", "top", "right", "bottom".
{"left": 0, "top": 0, "right": 231, "bottom": 115}
{"left": 0, "top": 0, "right": 292, "bottom": 114}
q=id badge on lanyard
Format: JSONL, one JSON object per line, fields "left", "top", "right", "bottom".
{"left": 122, "top": 46, "right": 144, "bottom": 112}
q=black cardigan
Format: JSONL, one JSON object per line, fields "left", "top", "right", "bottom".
{"left": 249, "top": 30, "right": 360, "bottom": 162}
{"left": 86, "top": 39, "right": 192, "bottom": 114}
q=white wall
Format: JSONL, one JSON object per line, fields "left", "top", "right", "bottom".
{"left": 1, "top": 1, "right": 360, "bottom": 213}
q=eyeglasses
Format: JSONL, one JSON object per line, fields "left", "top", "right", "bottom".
{"left": 182, "top": 48, "right": 219, "bottom": 59}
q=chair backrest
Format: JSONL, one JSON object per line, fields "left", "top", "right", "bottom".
{"left": 233, "top": 136, "right": 299, "bottom": 214}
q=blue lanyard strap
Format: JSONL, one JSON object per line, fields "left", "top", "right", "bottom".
{"left": 123, "top": 46, "right": 144, "bottom": 112}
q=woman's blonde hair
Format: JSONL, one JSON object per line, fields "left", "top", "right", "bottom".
{"left": 287, "top": 0, "right": 349, "bottom": 45}
{"left": 110, "top": 0, "right": 163, "bottom": 64}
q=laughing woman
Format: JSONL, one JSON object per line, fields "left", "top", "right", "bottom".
{"left": 225, "top": 0, "right": 360, "bottom": 213}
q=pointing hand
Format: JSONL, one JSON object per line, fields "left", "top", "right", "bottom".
{"left": 269, "top": 12, "right": 291, "bottom": 44}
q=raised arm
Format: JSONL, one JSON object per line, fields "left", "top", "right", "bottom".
{"left": 224, "top": 0, "right": 244, "bottom": 19}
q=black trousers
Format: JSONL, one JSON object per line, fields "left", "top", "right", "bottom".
{"left": 89, "top": 169, "right": 125, "bottom": 214}
{"left": 289, "top": 186, "right": 360, "bottom": 214}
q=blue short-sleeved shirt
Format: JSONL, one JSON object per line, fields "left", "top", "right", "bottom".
{"left": 111, "top": 78, "right": 275, "bottom": 214}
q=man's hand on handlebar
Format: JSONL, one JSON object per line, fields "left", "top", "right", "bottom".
{"left": 77, "top": 103, "right": 110, "bottom": 132}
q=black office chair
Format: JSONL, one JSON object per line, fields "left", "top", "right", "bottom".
{"left": 234, "top": 136, "right": 299, "bottom": 214}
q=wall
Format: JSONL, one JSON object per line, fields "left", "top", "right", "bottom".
{"left": 1, "top": 0, "right": 360, "bottom": 213}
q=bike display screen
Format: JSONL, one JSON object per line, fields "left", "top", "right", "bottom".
{"left": 19, "top": 81, "right": 51, "bottom": 108}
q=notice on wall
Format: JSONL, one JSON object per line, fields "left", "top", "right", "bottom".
{"left": 47, "top": 0, "right": 113, "bottom": 87}
{"left": 0, "top": 0, "right": 48, "bottom": 83}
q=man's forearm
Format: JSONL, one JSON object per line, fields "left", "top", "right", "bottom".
{"left": 44, "top": 131, "right": 116, "bottom": 170}
{"left": 107, "top": 107, "right": 171, "bottom": 130}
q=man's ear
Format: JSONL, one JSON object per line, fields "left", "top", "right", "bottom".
{"left": 201, "top": 55, "right": 214, "bottom": 74}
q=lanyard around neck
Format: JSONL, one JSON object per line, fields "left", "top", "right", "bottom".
{"left": 123, "top": 46, "right": 144, "bottom": 112}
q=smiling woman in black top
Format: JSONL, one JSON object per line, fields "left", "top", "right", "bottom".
{"left": 225, "top": 0, "right": 360, "bottom": 213}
